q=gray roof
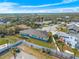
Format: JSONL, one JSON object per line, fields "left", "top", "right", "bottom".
{"left": 20, "top": 29, "right": 48, "bottom": 39}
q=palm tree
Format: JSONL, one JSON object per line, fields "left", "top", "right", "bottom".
{"left": 48, "top": 36, "right": 53, "bottom": 43}
{"left": 48, "top": 32, "right": 53, "bottom": 43}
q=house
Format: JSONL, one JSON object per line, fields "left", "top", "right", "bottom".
{"left": 0, "top": 19, "right": 10, "bottom": 24}
{"left": 67, "top": 22, "right": 79, "bottom": 33}
{"left": 20, "top": 29, "right": 49, "bottom": 42}
{"left": 55, "top": 32, "right": 78, "bottom": 48}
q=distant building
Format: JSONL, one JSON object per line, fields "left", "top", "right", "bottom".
{"left": 55, "top": 32, "right": 78, "bottom": 48}
{"left": 20, "top": 29, "right": 49, "bottom": 41}
{"left": 0, "top": 19, "right": 10, "bottom": 24}
{"left": 65, "top": 16, "right": 70, "bottom": 19}
{"left": 67, "top": 22, "right": 79, "bottom": 33}
{"left": 35, "top": 20, "right": 52, "bottom": 26}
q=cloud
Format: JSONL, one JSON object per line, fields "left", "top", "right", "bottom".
{"left": 63, "top": 0, "right": 77, "bottom": 3}
{"left": 0, "top": 7, "right": 79, "bottom": 13}
{"left": 21, "top": 0, "right": 77, "bottom": 8}
{"left": 0, "top": 0, "right": 78, "bottom": 13}
{"left": 0, "top": 2, "right": 17, "bottom": 7}
{"left": 0, "top": 0, "right": 77, "bottom": 8}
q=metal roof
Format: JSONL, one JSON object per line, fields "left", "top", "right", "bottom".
{"left": 20, "top": 29, "right": 48, "bottom": 39}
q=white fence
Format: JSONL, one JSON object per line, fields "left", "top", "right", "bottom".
{"left": 0, "top": 40, "right": 79, "bottom": 59}
{"left": 23, "top": 40, "right": 79, "bottom": 59}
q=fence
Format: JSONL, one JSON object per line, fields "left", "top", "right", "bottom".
{"left": 20, "top": 34, "right": 48, "bottom": 42}
{"left": 0, "top": 40, "right": 23, "bottom": 56}
{"left": 23, "top": 40, "right": 79, "bottom": 59}
{"left": 0, "top": 40, "right": 79, "bottom": 59}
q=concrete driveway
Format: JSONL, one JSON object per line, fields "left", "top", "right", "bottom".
{"left": 10, "top": 51, "right": 37, "bottom": 59}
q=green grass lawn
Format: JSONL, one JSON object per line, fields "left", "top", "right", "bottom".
{"left": 17, "top": 34, "right": 56, "bottom": 49}
{"left": 23, "top": 38, "right": 56, "bottom": 49}
{"left": 0, "top": 36, "right": 18, "bottom": 45}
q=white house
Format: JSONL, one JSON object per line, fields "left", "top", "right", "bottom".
{"left": 55, "top": 32, "right": 78, "bottom": 48}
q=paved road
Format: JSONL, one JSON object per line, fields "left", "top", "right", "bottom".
{"left": 10, "top": 51, "right": 37, "bottom": 59}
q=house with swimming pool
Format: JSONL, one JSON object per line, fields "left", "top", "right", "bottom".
{"left": 19, "top": 29, "right": 49, "bottom": 42}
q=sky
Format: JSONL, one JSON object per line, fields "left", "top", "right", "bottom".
{"left": 0, "top": 0, "right": 79, "bottom": 13}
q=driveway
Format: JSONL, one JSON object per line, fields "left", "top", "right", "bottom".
{"left": 10, "top": 51, "right": 37, "bottom": 59}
